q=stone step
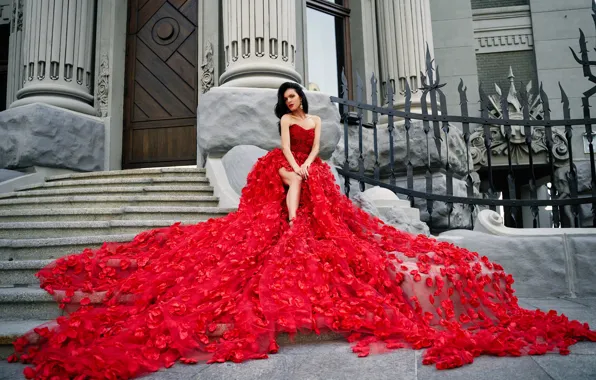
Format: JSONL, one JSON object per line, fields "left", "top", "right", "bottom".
{"left": 44, "top": 167, "right": 206, "bottom": 182}
{"left": 0, "top": 206, "right": 236, "bottom": 223}
{"left": 0, "top": 319, "right": 49, "bottom": 359}
{"left": 0, "top": 260, "right": 51, "bottom": 286}
{"left": 0, "top": 195, "right": 220, "bottom": 211}
{"left": 0, "top": 234, "right": 136, "bottom": 261}
{"left": 0, "top": 185, "right": 215, "bottom": 199}
{"left": 0, "top": 288, "right": 62, "bottom": 320}
{"left": 0, "top": 220, "right": 206, "bottom": 239}
{"left": 0, "top": 319, "right": 343, "bottom": 360}
{"left": 15, "top": 176, "right": 210, "bottom": 191}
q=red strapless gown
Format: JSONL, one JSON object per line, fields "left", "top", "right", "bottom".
{"left": 9, "top": 124, "right": 596, "bottom": 379}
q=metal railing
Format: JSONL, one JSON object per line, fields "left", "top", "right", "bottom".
{"left": 330, "top": 10, "right": 596, "bottom": 231}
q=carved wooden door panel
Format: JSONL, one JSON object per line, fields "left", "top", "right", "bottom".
{"left": 123, "top": 0, "right": 198, "bottom": 168}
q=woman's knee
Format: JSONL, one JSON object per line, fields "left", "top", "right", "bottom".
{"left": 290, "top": 173, "right": 302, "bottom": 186}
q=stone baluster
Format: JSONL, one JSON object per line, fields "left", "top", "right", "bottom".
{"left": 10, "top": 0, "right": 97, "bottom": 115}
{"left": 376, "top": 0, "right": 434, "bottom": 109}
{"left": 219, "top": 0, "right": 302, "bottom": 88}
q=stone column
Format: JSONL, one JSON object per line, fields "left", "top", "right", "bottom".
{"left": 10, "top": 0, "right": 97, "bottom": 115}
{"left": 376, "top": 0, "right": 434, "bottom": 109}
{"left": 6, "top": 0, "right": 24, "bottom": 107}
{"left": 219, "top": 0, "right": 302, "bottom": 88}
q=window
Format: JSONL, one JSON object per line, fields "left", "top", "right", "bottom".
{"left": 305, "top": 0, "right": 352, "bottom": 102}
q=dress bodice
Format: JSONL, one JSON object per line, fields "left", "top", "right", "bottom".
{"left": 290, "top": 124, "right": 315, "bottom": 154}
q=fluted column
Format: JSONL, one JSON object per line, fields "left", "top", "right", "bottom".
{"left": 376, "top": 0, "right": 434, "bottom": 109}
{"left": 6, "top": 0, "right": 24, "bottom": 107}
{"left": 219, "top": 0, "right": 302, "bottom": 88}
{"left": 10, "top": 0, "right": 97, "bottom": 115}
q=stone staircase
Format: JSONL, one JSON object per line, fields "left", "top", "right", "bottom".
{"left": 0, "top": 167, "right": 237, "bottom": 358}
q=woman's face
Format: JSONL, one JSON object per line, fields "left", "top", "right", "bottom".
{"left": 284, "top": 89, "right": 300, "bottom": 112}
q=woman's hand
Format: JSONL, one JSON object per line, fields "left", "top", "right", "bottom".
{"left": 299, "top": 163, "right": 311, "bottom": 180}
{"left": 293, "top": 164, "right": 308, "bottom": 180}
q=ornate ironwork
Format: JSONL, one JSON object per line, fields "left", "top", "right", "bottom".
{"left": 330, "top": 17, "right": 596, "bottom": 231}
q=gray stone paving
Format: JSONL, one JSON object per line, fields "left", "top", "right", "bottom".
{"left": 1, "top": 297, "right": 595, "bottom": 380}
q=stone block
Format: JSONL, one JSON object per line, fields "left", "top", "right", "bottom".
{"left": 430, "top": 0, "right": 472, "bottom": 21}
{"left": 554, "top": 161, "right": 596, "bottom": 228}
{"left": 531, "top": 8, "right": 594, "bottom": 42}
{"left": 197, "top": 87, "right": 341, "bottom": 161}
{"left": 438, "top": 229, "right": 569, "bottom": 297}
{"left": 331, "top": 120, "right": 474, "bottom": 179}
{"left": 395, "top": 172, "right": 481, "bottom": 230}
{"left": 532, "top": 353, "right": 596, "bottom": 380}
{"left": 221, "top": 145, "right": 268, "bottom": 195}
{"left": 0, "top": 103, "right": 105, "bottom": 172}
{"left": 416, "top": 352, "right": 553, "bottom": 380}
{"left": 0, "top": 169, "right": 24, "bottom": 183}
{"left": 568, "top": 235, "right": 596, "bottom": 296}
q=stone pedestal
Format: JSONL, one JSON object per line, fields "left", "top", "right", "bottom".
{"left": 219, "top": 0, "right": 302, "bottom": 88}
{"left": 0, "top": 103, "right": 104, "bottom": 172}
{"left": 197, "top": 87, "right": 340, "bottom": 165}
{"left": 10, "top": 0, "right": 97, "bottom": 115}
{"left": 376, "top": 0, "right": 434, "bottom": 110}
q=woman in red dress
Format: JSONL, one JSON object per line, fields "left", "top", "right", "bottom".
{"left": 9, "top": 82, "right": 596, "bottom": 379}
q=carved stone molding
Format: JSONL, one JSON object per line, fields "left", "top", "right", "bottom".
{"left": 469, "top": 68, "right": 569, "bottom": 169}
{"left": 473, "top": 5, "right": 533, "bottom": 54}
{"left": 201, "top": 42, "right": 214, "bottom": 94}
{"left": 96, "top": 54, "right": 109, "bottom": 117}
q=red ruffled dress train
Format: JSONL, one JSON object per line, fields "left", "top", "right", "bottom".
{"left": 8, "top": 124, "right": 596, "bottom": 379}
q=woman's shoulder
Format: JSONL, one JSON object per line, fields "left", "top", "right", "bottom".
{"left": 308, "top": 115, "right": 322, "bottom": 125}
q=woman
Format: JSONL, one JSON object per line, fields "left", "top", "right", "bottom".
{"left": 9, "top": 82, "right": 595, "bottom": 379}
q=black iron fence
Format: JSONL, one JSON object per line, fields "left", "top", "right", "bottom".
{"left": 330, "top": 13, "right": 596, "bottom": 232}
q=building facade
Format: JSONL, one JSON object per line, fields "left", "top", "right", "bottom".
{"left": 1, "top": 0, "right": 594, "bottom": 227}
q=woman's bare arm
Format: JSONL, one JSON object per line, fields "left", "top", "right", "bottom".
{"left": 280, "top": 115, "right": 301, "bottom": 171}
{"left": 303, "top": 116, "right": 321, "bottom": 167}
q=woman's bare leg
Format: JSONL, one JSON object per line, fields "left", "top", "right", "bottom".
{"left": 279, "top": 168, "right": 302, "bottom": 224}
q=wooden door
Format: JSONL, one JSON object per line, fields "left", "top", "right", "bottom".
{"left": 123, "top": 0, "right": 198, "bottom": 168}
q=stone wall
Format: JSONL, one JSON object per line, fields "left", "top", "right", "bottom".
{"left": 429, "top": 0, "right": 480, "bottom": 116}
{"left": 476, "top": 50, "right": 538, "bottom": 96}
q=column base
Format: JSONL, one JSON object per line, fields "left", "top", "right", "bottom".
{"left": 11, "top": 83, "right": 96, "bottom": 115}
{"left": 219, "top": 62, "right": 303, "bottom": 89}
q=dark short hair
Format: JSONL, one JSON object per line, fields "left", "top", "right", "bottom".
{"left": 274, "top": 82, "right": 309, "bottom": 134}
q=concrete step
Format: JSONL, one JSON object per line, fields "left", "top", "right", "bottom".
{"left": 0, "top": 206, "right": 236, "bottom": 223}
{"left": 0, "top": 260, "right": 51, "bottom": 286}
{"left": 44, "top": 167, "right": 206, "bottom": 182}
{"left": 0, "top": 287, "right": 61, "bottom": 320}
{"left": 0, "top": 319, "right": 50, "bottom": 359}
{"left": 15, "top": 176, "right": 210, "bottom": 191}
{"left": 0, "top": 195, "right": 220, "bottom": 210}
{"left": 0, "top": 319, "right": 343, "bottom": 360}
{"left": 0, "top": 185, "right": 215, "bottom": 199}
{"left": 0, "top": 234, "right": 136, "bottom": 261}
{"left": 0, "top": 220, "right": 205, "bottom": 239}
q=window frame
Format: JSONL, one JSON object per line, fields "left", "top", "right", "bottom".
{"left": 305, "top": 0, "right": 353, "bottom": 101}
